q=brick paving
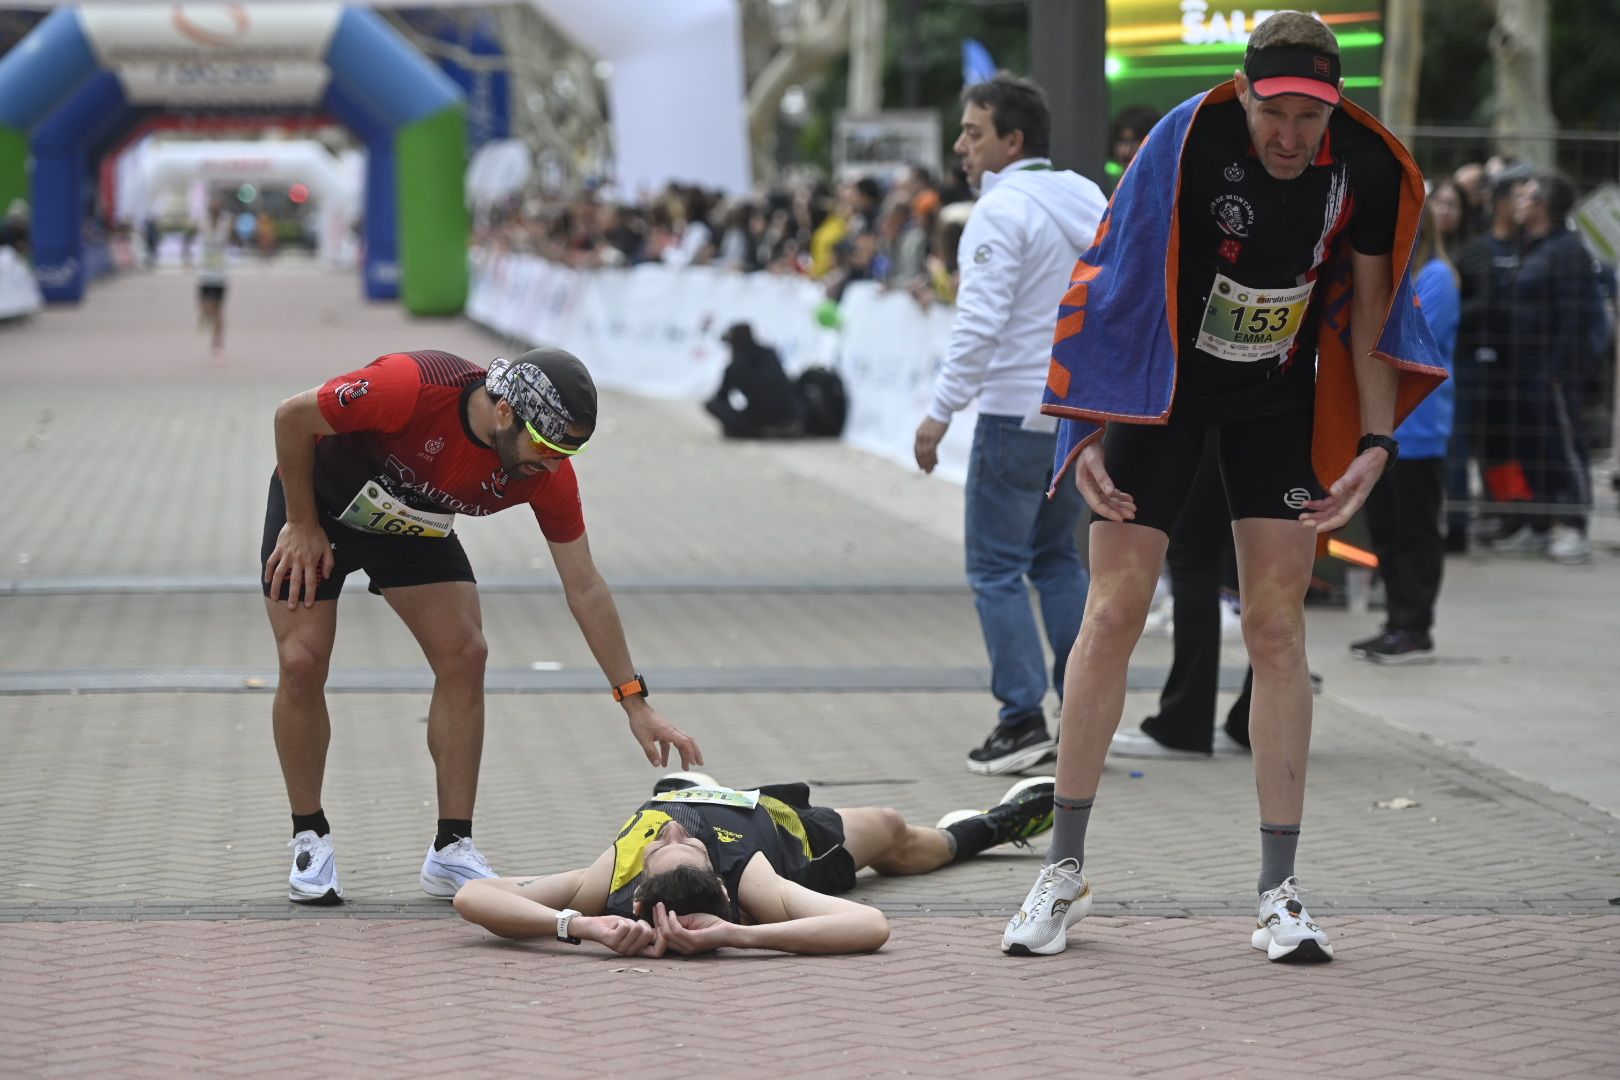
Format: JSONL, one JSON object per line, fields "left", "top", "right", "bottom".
{"left": 2, "top": 266, "right": 1618, "bottom": 1078}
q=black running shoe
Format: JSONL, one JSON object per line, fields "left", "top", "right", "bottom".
{"left": 982, "top": 777, "right": 1056, "bottom": 849}
{"left": 1350, "top": 630, "right": 1434, "bottom": 665}
{"left": 965, "top": 715, "right": 1055, "bottom": 776}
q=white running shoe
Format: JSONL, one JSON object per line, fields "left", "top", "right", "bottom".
{"left": 288, "top": 831, "right": 343, "bottom": 904}
{"left": 1547, "top": 525, "right": 1592, "bottom": 564}
{"left": 1109, "top": 728, "right": 1209, "bottom": 759}
{"left": 1251, "top": 876, "right": 1333, "bottom": 962}
{"left": 1001, "top": 858, "right": 1091, "bottom": 956}
{"left": 420, "top": 837, "right": 497, "bottom": 898}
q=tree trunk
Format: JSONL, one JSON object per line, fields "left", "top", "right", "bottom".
{"left": 847, "top": 0, "right": 886, "bottom": 116}
{"left": 746, "top": 0, "right": 851, "bottom": 184}
{"left": 1380, "top": 0, "right": 1422, "bottom": 134}
{"left": 1490, "top": 0, "right": 1558, "bottom": 168}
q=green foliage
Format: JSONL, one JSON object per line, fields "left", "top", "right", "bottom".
{"left": 800, "top": 1, "right": 1031, "bottom": 176}
{"left": 1419, "top": 0, "right": 1617, "bottom": 128}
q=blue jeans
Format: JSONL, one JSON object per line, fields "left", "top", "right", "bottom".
{"left": 964, "top": 413, "right": 1089, "bottom": 725}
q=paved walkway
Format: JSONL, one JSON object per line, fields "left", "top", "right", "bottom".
{"left": 0, "top": 266, "right": 1616, "bottom": 1079}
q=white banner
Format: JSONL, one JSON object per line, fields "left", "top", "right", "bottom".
{"left": 468, "top": 251, "right": 971, "bottom": 481}
{"left": 81, "top": 3, "right": 341, "bottom": 107}
{"left": 0, "top": 246, "right": 44, "bottom": 321}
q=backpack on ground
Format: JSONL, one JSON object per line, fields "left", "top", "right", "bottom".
{"left": 795, "top": 367, "right": 847, "bottom": 437}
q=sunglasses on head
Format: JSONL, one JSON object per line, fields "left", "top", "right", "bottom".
{"left": 525, "top": 420, "right": 587, "bottom": 459}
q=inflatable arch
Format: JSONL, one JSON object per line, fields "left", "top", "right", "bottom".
{"left": 0, "top": 3, "right": 468, "bottom": 315}
{"left": 126, "top": 139, "right": 361, "bottom": 264}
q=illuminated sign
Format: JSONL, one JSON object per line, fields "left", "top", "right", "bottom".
{"left": 1106, "top": 2, "right": 1384, "bottom": 116}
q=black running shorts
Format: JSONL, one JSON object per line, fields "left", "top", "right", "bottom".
{"left": 795, "top": 805, "right": 858, "bottom": 896}
{"left": 1100, "top": 389, "right": 1325, "bottom": 536}
{"left": 259, "top": 473, "right": 476, "bottom": 601}
{"left": 198, "top": 283, "right": 226, "bottom": 302}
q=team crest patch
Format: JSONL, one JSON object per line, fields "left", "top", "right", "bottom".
{"left": 1219, "top": 238, "right": 1243, "bottom": 264}
{"left": 1224, "top": 163, "right": 1244, "bottom": 183}
{"left": 974, "top": 244, "right": 992, "bottom": 265}
{"left": 1210, "top": 194, "right": 1254, "bottom": 238}
{"left": 334, "top": 379, "right": 369, "bottom": 407}
{"left": 424, "top": 436, "right": 445, "bottom": 456}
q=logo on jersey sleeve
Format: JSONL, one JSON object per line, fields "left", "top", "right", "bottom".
{"left": 1210, "top": 194, "right": 1254, "bottom": 238}
{"left": 334, "top": 379, "right": 370, "bottom": 407}
{"left": 973, "top": 244, "right": 992, "bottom": 265}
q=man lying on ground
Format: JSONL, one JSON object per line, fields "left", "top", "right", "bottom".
{"left": 453, "top": 774, "right": 1054, "bottom": 957}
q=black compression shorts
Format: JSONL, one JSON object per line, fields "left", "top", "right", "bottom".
{"left": 259, "top": 473, "right": 476, "bottom": 602}
{"left": 198, "top": 283, "right": 226, "bottom": 301}
{"left": 1101, "top": 391, "right": 1325, "bottom": 536}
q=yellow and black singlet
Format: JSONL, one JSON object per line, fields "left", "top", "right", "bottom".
{"left": 603, "top": 784, "right": 817, "bottom": 920}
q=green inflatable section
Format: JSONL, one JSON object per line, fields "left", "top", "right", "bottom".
{"left": 0, "top": 127, "right": 27, "bottom": 215}
{"left": 396, "top": 104, "right": 469, "bottom": 316}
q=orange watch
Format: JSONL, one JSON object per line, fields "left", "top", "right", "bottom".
{"left": 611, "top": 674, "right": 649, "bottom": 701}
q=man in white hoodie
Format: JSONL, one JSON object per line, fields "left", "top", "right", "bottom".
{"left": 914, "top": 73, "right": 1108, "bottom": 776}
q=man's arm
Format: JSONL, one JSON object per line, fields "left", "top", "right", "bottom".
{"left": 652, "top": 853, "right": 889, "bottom": 957}
{"left": 915, "top": 198, "right": 1021, "bottom": 472}
{"left": 452, "top": 849, "right": 656, "bottom": 955}
{"left": 1300, "top": 249, "right": 1397, "bottom": 533}
{"left": 546, "top": 532, "right": 702, "bottom": 768}
{"left": 265, "top": 389, "right": 337, "bottom": 607}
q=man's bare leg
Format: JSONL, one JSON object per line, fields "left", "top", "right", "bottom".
{"left": 383, "top": 582, "right": 488, "bottom": 820}
{"left": 1051, "top": 521, "right": 1169, "bottom": 807}
{"left": 837, "top": 807, "right": 954, "bottom": 875}
{"left": 265, "top": 598, "right": 339, "bottom": 815}
{"left": 1231, "top": 518, "right": 1317, "bottom": 826}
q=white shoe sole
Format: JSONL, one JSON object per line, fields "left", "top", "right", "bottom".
{"left": 1366, "top": 649, "right": 1435, "bottom": 666}
{"left": 966, "top": 740, "right": 1055, "bottom": 776}
{"left": 1002, "top": 886, "right": 1092, "bottom": 956}
{"left": 1109, "top": 730, "right": 1209, "bottom": 760}
{"left": 421, "top": 874, "right": 461, "bottom": 899}
{"left": 1251, "top": 925, "right": 1334, "bottom": 962}
{"left": 999, "top": 775, "right": 1056, "bottom": 804}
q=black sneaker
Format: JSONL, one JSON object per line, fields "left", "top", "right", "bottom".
{"left": 981, "top": 777, "right": 1056, "bottom": 849}
{"left": 966, "top": 715, "right": 1055, "bottom": 776}
{"left": 1351, "top": 630, "right": 1434, "bottom": 665}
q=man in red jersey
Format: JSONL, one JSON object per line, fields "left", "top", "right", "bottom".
{"left": 261, "top": 346, "right": 703, "bottom": 906}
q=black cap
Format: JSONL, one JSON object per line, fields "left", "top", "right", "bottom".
{"left": 1244, "top": 46, "right": 1342, "bottom": 106}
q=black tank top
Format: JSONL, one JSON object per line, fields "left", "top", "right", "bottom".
{"left": 603, "top": 787, "right": 815, "bottom": 920}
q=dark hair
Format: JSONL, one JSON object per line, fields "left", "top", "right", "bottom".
{"left": 1530, "top": 171, "right": 1576, "bottom": 221}
{"left": 1110, "top": 105, "right": 1162, "bottom": 145}
{"left": 961, "top": 73, "right": 1051, "bottom": 159}
{"left": 634, "top": 864, "right": 729, "bottom": 923}
{"left": 1429, "top": 176, "right": 1473, "bottom": 244}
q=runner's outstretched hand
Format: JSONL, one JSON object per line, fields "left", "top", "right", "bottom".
{"left": 624, "top": 700, "right": 703, "bottom": 769}
{"left": 1298, "top": 446, "right": 1391, "bottom": 533}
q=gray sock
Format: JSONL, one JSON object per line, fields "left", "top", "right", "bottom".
{"left": 1258, "top": 822, "right": 1301, "bottom": 894}
{"left": 1045, "top": 793, "right": 1094, "bottom": 869}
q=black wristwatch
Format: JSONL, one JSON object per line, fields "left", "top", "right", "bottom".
{"left": 1357, "top": 433, "right": 1399, "bottom": 464}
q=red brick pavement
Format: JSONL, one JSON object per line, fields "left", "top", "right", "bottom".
{"left": 3, "top": 916, "right": 1617, "bottom": 1079}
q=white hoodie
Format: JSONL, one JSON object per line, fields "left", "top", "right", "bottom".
{"left": 928, "top": 158, "right": 1107, "bottom": 427}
